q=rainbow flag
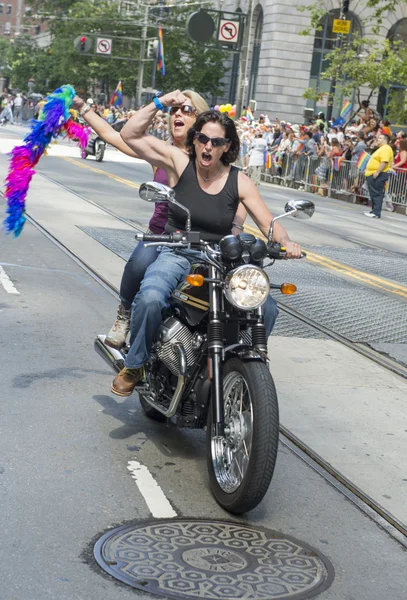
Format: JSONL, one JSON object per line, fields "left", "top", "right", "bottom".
{"left": 157, "top": 27, "right": 165, "bottom": 76}
{"left": 245, "top": 107, "right": 253, "bottom": 122}
{"left": 356, "top": 150, "right": 370, "bottom": 171}
{"left": 340, "top": 99, "right": 352, "bottom": 118}
{"left": 110, "top": 81, "right": 122, "bottom": 107}
{"left": 265, "top": 153, "right": 272, "bottom": 169}
{"left": 333, "top": 156, "right": 344, "bottom": 171}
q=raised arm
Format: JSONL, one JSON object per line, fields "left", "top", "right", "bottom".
{"left": 120, "top": 90, "right": 189, "bottom": 177}
{"left": 237, "top": 171, "right": 301, "bottom": 258}
{"left": 73, "top": 96, "right": 139, "bottom": 158}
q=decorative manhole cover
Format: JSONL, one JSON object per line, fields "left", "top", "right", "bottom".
{"left": 94, "top": 519, "right": 334, "bottom": 599}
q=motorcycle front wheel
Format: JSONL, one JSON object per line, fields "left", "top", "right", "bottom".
{"left": 206, "top": 357, "right": 279, "bottom": 514}
{"left": 95, "top": 141, "right": 105, "bottom": 162}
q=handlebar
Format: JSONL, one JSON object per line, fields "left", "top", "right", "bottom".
{"left": 266, "top": 242, "right": 306, "bottom": 260}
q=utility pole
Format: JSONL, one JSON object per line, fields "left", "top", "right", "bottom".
{"left": 151, "top": 0, "right": 165, "bottom": 94}
{"left": 327, "top": 0, "right": 349, "bottom": 121}
{"left": 136, "top": 4, "right": 149, "bottom": 107}
{"left": 235, "top": 0, "right": 253, "bottom": 119}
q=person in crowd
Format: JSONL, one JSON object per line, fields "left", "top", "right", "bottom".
{"left": 380, "top": 119, "right": 392, "bottom": 138}
{"left": 395, "top": 130, "right": 406, "bottom": 150}
{"left": 13, "top": 92, "right": 24, "bottom": 125}
{"left": 364, "top": 133, "right": 394, "bottom": 218}
{"left": 74, "top": 91, "right": 248, "bottom": 350}
{"left": 0, "top": 94, "right": 14, "bottom": 125}
{"left": 247, "top": 131, "right": 268, "bottom": 185}
{"left": 111, "top": 91, "right": 303, "bottom": 396}
{"left": 303, "top": 131, "right": 318, "bottom": 156}
{"left": 394, "top": 138, "right": 407, "bottom": 170}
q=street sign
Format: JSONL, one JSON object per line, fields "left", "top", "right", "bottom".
{"left": 218, "top": 19, "right": 240, "bottom": 43}
{"left": 96, "top": 38, "right": 112, "bottom": 55}
{"left": 332, "top": 19, "right": 351, "bottom": 34}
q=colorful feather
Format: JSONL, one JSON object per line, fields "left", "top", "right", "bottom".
{"left": 3, "top": 84, "right": 91, "bottom": 236}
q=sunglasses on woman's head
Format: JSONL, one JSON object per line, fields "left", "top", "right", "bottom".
{"left": 169, "top": 105, "right": 197, "bottom": 117}
{"left": 194, "top": 132, "right": 229, "bottom": 147}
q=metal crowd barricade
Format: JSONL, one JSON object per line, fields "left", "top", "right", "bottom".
{"left": 259, "top": 153, "right": 407, "bottom": 209}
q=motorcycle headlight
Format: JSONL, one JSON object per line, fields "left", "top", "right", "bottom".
{"left": 224, "top": 266, "right": 270, "bottom": 310}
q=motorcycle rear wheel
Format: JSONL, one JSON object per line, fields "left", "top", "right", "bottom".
{"left": 206, "top": 357, "right": 279, "bottom": 514}
{"left": 139, "top": 396, "right": 166, "bottom": 422}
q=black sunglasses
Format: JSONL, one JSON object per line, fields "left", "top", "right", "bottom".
{"left": 194, "top": 131, "right": 229, "bottom": 147}
{"left": 169, "top": 105, "right": 197, "bottom": 117}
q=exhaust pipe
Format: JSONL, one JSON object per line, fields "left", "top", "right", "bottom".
{"left": 140, "top": 342, "right": 186, "bottom": 418}
{"left": 94, "top": 335, "right": 125, "bottom": 373}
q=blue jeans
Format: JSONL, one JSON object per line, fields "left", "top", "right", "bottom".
{"left": 124, "top": 248, "right": 279, "bottom": 369}
{"left": 120, "top": 242, "right": 160, "bottom": 310}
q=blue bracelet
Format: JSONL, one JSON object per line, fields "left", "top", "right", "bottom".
{"left": 153, "top": 96, "right": 165, "bottom": 111}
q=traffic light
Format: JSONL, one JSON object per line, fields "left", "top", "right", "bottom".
{"left": 146, "top": 40, "right": 158, "bottom": 59}
{"left": 74, "top": 35, "right": 92, "bottom": 54}
{"left": 342, "top": 0, "right": 350, "bottom": 14}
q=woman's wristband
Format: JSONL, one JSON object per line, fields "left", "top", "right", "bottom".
{"left": 232, "top": 222, "right": 244, "bottom": 231}
{"left": 79, "top": 103, "right": 91, "bottom": 117}
{"left": 152, "top": 96, "right": 165, "bottom": 111}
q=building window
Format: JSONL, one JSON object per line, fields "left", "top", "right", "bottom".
{"left": 6, "top": 3, "right": 11, "bottom": 14}
{"left": 309, "top": 9, "right": 362, "bottom": 117}
{"left": 378, "top": 19, "right": 407, "bottom": 123}
{"left": 0, "top": 4, "right": 3, "bottom": 15}
{"left": 4, "top": 21, "right": 11, "bottom": 34}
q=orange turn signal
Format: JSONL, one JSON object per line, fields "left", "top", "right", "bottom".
{"left": 280, "top": 283, "right": 297, "bottom": 295}
{"left": 186, "top": 274, "right": 205, "bottom": 287}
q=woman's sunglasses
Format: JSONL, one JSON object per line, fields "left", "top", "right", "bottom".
{"left": 169, "top": 105, "right": 197, "bottom": 117}
{"left": 194, "top": 132, "right": 229, "bottom": 147}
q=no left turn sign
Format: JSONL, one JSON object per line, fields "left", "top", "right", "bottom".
{"left": 96, "top": 38, "right": 112, "bottom": 55}
{"left": 218, "top": 20, "right": 239, "bottom": 43}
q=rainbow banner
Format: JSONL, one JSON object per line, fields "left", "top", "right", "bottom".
{"left": 157, "top": 27, "right": 165, "bottom": 76}
{"left": 333, "top": 156, "right": 344, "bottom": 171}
{"left": 245, "top": 107, "right": 253, "bottom": 122}
{"left": 340, "top": 99, "right": 352, "bottom": 118}
{"left": 356, "top": 150, "right": 370, "bottom": 171}
{"left": 110, "top": 81, "right": 123, "bottom": 107}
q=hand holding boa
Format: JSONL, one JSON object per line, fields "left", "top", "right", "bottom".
{"left": 3, "top": 84, "right": 91, "bottom": 236}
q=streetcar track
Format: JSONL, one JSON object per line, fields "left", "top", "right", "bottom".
{"left": 21, "top": 210, "right": 407, "bottom": 549}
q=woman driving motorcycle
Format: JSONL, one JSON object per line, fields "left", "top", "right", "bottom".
{"left": 112, "top": 90, "right": 302, "bottom": 397}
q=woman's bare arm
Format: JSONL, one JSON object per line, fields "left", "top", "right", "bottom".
{"left": 237, "top": 171, "right": 301, "bottom": 258}
{"left": 120, "top": 90, "right": 189, "bottom": 176}
{"left": 73, "top": 96, "right": 139, "bottom": 158}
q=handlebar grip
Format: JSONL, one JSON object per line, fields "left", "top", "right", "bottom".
{"left": 135, "top": 233, "right": 175, "bottom": 243}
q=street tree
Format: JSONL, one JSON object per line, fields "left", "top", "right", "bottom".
{"left": 302, "top": 35, "right": 407, "bottom": 123}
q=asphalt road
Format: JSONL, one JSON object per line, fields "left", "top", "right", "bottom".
{"left": 0, "top": 127, "right": 406, "bottom": 599}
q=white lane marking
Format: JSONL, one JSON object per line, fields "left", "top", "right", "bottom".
{"left": 127, "top": 459, "right": 177, "bottom": 518}
{"left": 0, "top": 265, "right": 20, "bottom": 294}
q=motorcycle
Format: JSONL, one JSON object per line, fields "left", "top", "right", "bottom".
{"left": 95, "top": 182, "right": 314, "bottom": 513}
{"left": 81, "top": 129, "right": 106, "bottom": 162}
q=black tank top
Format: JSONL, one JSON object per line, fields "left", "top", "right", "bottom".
{"left": 166, "top": 160, "right": 239, "bottom": 242}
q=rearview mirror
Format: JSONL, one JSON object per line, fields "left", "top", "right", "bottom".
{"left": 139, "top": 182, "right": 175, "bottom": 203}
{"left": 284, "top": 200, "right": 315, "bottom": 219}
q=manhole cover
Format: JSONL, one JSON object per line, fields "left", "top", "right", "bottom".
{"left": 94, "top": 519, "right": 334, "bottom": 599}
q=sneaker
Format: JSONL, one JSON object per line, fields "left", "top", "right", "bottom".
{"left": 364, "top": 211, "right": 379, "bottom": 218}
{"left": 111, "top": 367, "right": 144, "bottom": 397}
{"left": 105, "top": 304, "right": 131, "bottom": 349}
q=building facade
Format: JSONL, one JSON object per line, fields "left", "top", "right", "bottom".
{"left": 219, "top": 0, "right": 407, "bottom": 123}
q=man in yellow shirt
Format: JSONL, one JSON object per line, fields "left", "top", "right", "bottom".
{"left": 364, "top": 133, "right": 393, "bottom": 218}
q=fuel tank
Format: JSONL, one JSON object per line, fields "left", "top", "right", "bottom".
{"left": 170, "top": 263, "right": 209, "bottom": 327}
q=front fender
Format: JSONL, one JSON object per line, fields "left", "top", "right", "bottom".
{"left": 224, "top": 343, "right": 267, "bottom": 362}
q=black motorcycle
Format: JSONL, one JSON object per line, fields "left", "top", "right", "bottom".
{"left": 95, "top": 182, "right": 314, "bottom": 513}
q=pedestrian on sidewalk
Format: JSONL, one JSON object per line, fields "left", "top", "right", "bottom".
{"left": 13, "top": 93, "right": 24, "bottom": 125}
{"left": 364, "top": 133, "right": 393, "bottom": 219}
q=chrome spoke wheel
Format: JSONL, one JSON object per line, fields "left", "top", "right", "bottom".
{"left": 211, "top": 371, "right": 253, "bottom": 493}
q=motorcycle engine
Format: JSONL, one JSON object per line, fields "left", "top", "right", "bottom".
{"left": 156, "top": 317, "right": 199, "bottom": 375}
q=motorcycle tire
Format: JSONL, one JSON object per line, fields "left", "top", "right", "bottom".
{"left": 95, "top": 142, "right": 105, "bottom": 162}
{"left": 139, "top": 397, "right": 166, "bottom": 422}
{"left": 206, "top": 357, "right": 279, "bottom": 514}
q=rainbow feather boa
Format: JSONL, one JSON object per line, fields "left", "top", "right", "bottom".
{"left": 3, "top": 84, "right": 91, "bottom": 236}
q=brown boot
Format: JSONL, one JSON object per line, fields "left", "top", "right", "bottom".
{"left": 111, "top": 367, "right": 144, "bottom": 397}
{"left": 105, "top": 304, "right": 131, "bottom": 349}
